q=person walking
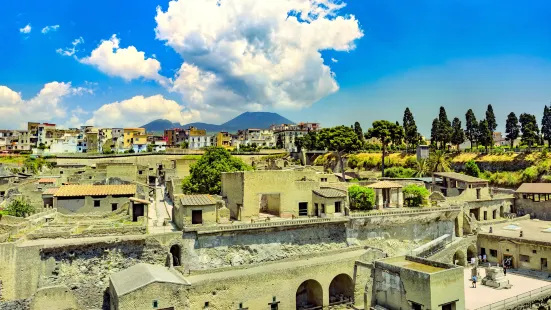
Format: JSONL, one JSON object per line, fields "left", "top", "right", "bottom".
{"left": 483, "top": 254, "right": 487, "bottom": 263}
{"left": 503, "top": 266, "right": 507, "bottom": 275}
{"left": 472, "top": 275, "right": 477, "bottom": 288}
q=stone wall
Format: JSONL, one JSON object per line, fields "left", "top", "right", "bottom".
{"left": 516, "top": 199, "right": 551, "bottom": 220}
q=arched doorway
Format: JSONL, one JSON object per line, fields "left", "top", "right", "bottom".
{"left": 329, "top": 274, "right": 354, "bottom": 306}
{"left": 500, "top": 205, "right": 504, "bottom": 218}
{"left": 296, "top": 279, "right": 323, "bottom": 310}
{"left": 453, "top": 250, "right": 466, "bottom": 266}
{"left": 170, "top": 244, "right": 181, "bottom": 267}
{"left": 467, "top": 245, "right": 477, "bottom": 264}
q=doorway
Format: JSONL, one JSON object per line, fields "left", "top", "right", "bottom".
{"left": 192, "top": 210, "right": 203, "bottom": 224}
{"left": 111, "top": 203, "right": 118, "bottom": 211}
{"left": 170, "top": 244, "right": 181, "bottom": 267}
{"left": 132, "top": 203, "right": 144, "bottom": 222}
{"left": 541, "top": 258, "right": 548, "bottom": 271}
{"left": 259, "top": 193, "right": 281, "bottom": 216}
{"left": 298, "top": 202, "right": 308, "bottom": 216}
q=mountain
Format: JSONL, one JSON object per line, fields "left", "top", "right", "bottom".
{"left": 141, "top": 112, "right": 295, "bottom": 133}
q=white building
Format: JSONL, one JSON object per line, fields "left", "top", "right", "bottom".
{"left": 153, "top": 140, "right": 167, "bottom": 152}
{"left": 271, "top": 123, "right": 321, "bottom": 152}
{"left": 243, "top": 129, "right": 276, "bottom": 147}
{"left": 50, "top": 134, "right": 79, "bottom": 154}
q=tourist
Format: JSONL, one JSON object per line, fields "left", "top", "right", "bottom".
{"left": 472, "top": 275, "right": 477, "bottom": 288}
{"left": 483, "top": 254, "right": 487, "bottom": 262}
{"left": 489, "top": 226, "right": 493, "bottom": 233}
{"left": 503, "top": 266, "right": 507, "bottom": 275}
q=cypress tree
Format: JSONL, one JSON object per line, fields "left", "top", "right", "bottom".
{"left": 430, "top": 118, "right": 439, "bottom": 148}
{"left": 465, "top": 109, "right": 478, "bottom": 150}
{"left": 478, "top": 120, "right": 493, "bottom": 153}
{"left": 451, "top": 117, "right": 465, "bottom": 150}
{"left": 437, "top": 106, "right": 452, "bottom": 149}
{"left": 520, "top": 113, "right": 539, "bottom": 148}
{"left": 403, "top": 107, "right": 418, "bottom": 152}
{"left": 505, "top": 112, "right": 520, "bottom": 150}
{"left": 353, "top": 121, "right": 364, "bottom": 142}
{"left": 541, "top": 106, "right": 551, "bottom": 146}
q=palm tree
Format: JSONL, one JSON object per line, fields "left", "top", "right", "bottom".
{"left": 413, "top": 159, "right": 430, "bottom": 177}
{"left": 429, "top": 150, "right": 451, "bottom": 173}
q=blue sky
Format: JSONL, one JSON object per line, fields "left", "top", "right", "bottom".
{"left": 2, "top": 0, "right": 551, "bottom": 135}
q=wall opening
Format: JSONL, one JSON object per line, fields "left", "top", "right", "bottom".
{"left": 467, "top": 245, "right": 477, "bottom": 264}
{"left": 454, "top": 217, "right": 460, "bottom": 237}
{"left": 192, "top": 210, "right": 203, "bottom": 224}
{"left": 296, "top": 279, "right": 323, "bottom": 310}
{"left": 170, "top": 244, "right": 181, "bottom": 267}
{"left": 298, "top": 202, "right": 308, "bottom": 216}
{"left": 259, "top": 193, "right": 281, "bottom": 216}
{"left": 453, "top": 250, "right": 466, "bottom": 266}
{"left": 500, "top": 205, "right": 504, "bottom": 218}
{"left": 329, "top": 274, "right": 354, "bottom": 306}
{"left": 132, "top": 203, "right": 144, "bottom": 222}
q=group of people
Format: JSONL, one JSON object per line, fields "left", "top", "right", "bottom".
{"left": 470, "top": 255, "right": 512, "bottom": 288}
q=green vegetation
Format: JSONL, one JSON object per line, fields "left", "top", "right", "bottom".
{"left": 521, "top": 166, "right": 538, "bottom": 183}
{"left": 4, "top": 197, "right": 36, "bottom": 217}
{"left": 464, "top": 160, "right": 481, "bottom": 177}
{"left": 0, "top": 155, "right": 27, "bottom": 165}
{"left": 384, "top": 167, "right": 415, "bottom": 178}
{"left": 23, "top": 157, "right": 54, "bottom": 174}
{"left": 260, "top": 153, "right": 288, "bottom": 161}
{"left": 182, "top": 147, "right": 252, "bottom": 194}
{"left": 182, "top": 155, "right": 202, "bottom": 160}
{"left": 402, "top": 184, "right": 430, "bottom": 207}
{"left": 348, "top": 185, "right": 375, "bottom": 210}
{"left": 366, "top": 120, "right": 404, "bottom": 176}
{"left": 317, "top": 125, "right": 363, "bottom": 181}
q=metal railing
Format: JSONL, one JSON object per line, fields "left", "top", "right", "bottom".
{"left": 474, "top": 284, "right": 551, "bottom": 310}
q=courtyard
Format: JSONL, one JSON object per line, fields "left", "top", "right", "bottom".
{"left": 464, "top": 267, "right": 551, "bottom": 309}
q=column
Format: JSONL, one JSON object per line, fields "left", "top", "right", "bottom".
{"left": 397, "top": 189, "right": 403, "bottom": 208}
{"left": 377, "top": 189, "right": 383, "bottom": 210}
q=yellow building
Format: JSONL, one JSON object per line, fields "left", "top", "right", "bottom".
{"left": 123, "top": 128, "right": 146, "bottom": 149}
{"left": 215, "top": 131, "right": 232, "bottom": 149}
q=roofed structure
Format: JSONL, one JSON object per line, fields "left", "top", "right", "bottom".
{"left": 42, "top": 187, "right": 59, "bottom": 195}
{"left": 54, "top": 184, "right": 136, "bottom": 197}
{"left": 180, "top": 194, "right": 216, "bottom": 206}
{"left": 313, "top": 188, "right": 347, "bottom": 198}
{"left": 38, "top": 178, "right": 57, "bottom": 184}
{"left": 516, "top": 183, "right": 551, "bottom": 194}
{"left": 110, "top": 263, "right": 189, "bottom": 297}
{"left": 432, "top": 172, "right": 487, "bottom": 184}
{"left": 367, "top": 181, "right": 403, "bottom": 189}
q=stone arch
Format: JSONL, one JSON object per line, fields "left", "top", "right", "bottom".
{"left": 500, "top": 204, "right": 504, "bottom": 218}
{"left": 170, "top": 244, "right": 181, "bottom": 267}
{"left": 467, "top": 244, "right": 477, "bottom": 264}
{"left": 453, "top": 250, "right": 466, "bottom": 266}
{"left": 329, "top": 274, "right": 354, "bottom": 306}
{"left": 296, "top": 279, "right": 323, "bottom": 310}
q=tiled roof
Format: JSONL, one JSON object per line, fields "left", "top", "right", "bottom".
{"left": 43, "top": 187, "right": 59, "bottom": 195}
{"left": 367, "top": 180, "right": 403, "bottom": 189}
{"left": 433, "top": 172, "right": 488, "bottom": 183}
{"left": 313, "top": 188, "right": 347, "bottom": 198}
{"left": 110, "top": 263, "right": 189, "bottom": 297}
{"left": 38, "top": 178, "right": 57, "bottom": 183}
{"left": 180, "top": 194, "right": 216, "bottom": 206}
{"left": 516, "top": 183, "right": 551, "bottom": 194}
{"left": 54, "top": 184, "right": 136, "bottom": 197}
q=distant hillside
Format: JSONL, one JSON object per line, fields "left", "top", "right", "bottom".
{"left": 141, "top": 112, "right": 294, "bottom": 133}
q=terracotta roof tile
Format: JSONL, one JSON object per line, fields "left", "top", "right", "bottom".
{"left": 54, "top": 184, "right": 136, "bottom": 197}
{"left": 367, "top": 180, "right": 403, "bottom": 189}
{"left": 42, "top": 187, "right": 59, "bottom": 195}
{"left": 38, "top": 178, "right": 57, "bottom": 183}
{"left": 313, "top": 188, "right": 347, "bottom": 198}
{"left": 180, "top": 195, "right": 216, "bottom": 206}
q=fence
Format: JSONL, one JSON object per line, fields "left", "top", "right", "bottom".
{"left": 474, "top": 284, "right": 551, "bottom": 310}
{"left": 184, "top": 217, "right": 348, "bottom": 234}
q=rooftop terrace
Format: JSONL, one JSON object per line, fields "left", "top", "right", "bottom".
{"left": 479, "top": 219, "right": 551, "bottom": 244}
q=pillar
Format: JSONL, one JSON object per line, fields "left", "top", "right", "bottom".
{"left": 377, "top": 189, "right": 383, "bottom": 210}
{"left": 397, "top": 189, "right": 403, "bottom": 208}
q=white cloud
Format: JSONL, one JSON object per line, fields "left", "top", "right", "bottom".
{"left": 85, "top": 94, "right": 199, "bottom": 127}
{"left": 19, "top": 24, "right": 31, "bottom": 34}
{"left": 331, "top": 58, "right": 338, "bottom": 63}
{"left": 41, "top": 25, "right": 60, "bottom": 34}
{"left": 80, "top": 34, "right": 169, "bottom": 85}
{"left": 71, "top": 87, "right": 94, "bottom": 95}
{"left": 56, "top": 37, "right": 84, "bottom": 57}
{"left": 0, "top": 82, "right": 77, "bottom": 129}
{"left": 155, "top": 0, "right": 363, "bottom": 113}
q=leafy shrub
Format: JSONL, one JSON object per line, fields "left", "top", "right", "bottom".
{"left": 521, "top": 166, "right": 538, "bottom": 183}
{"left": 348, "top": 185, "right": 375, "bottom": 210}
{"left": 384, "top": 166, "right": 415, "bottom": 178}
{"left": 4, "top": 197, "right": 36, "bottom": 217}
{"left": 402, "top": 184, "right": 430, "bottom": 207}
{"left": 464, "top": 160, "right": 481, "bottom": 177}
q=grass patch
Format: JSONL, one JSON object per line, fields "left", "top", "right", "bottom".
{"left": 182, "top": 155, "right": 202, "bottom": 160}
{"left": 0, "top": 155, "right": 27, "bottom": 165}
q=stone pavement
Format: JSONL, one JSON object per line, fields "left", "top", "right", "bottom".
{"left": 147, "top": 185, "right": 178, "bottom": 234}
{"left": 465, "top": 267, "right": 551, "bottom": 309}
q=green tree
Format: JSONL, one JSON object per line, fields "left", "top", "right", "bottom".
{"left": 464, "top": 159, "right": 481, "bottom": 177}
{"left": 353, "top": 121, "right": 364, "bottom": 142}
{"left": 276, "top": 135, "right": 284, "bottom": 149}
{"left": 366, "top": 121, "right": 400, "bottom": 177}
{"left": 5, "top": 197, "right": 36, "bottom": 217}
{"left": 520, "top": 113, "right": 540, "bottom": 148}
{"left": 294, "top": 137, "right": 304, "bottom": 152}
{"left": 179, "top": 141, "right": 189, "bottom": 149}
{"left": 391, "top": 121, "right": 405, "bottom": 147}
{"left": 402, "top": 184, "right": 430, "bottom": 207}
{"left": 505, "top": 112, "right": 520, "bottom": 150}
{"left": 486, "top": 104, "right": 497, "bottom": 139}
{"left": 465, "top": 109, "right": 478, "bottom": 150}
{"left": 318, "top": 126, "right": 363, "bottom": 181}
{"left": 403, "top": 107, "right": 418, "bottom": 152}
{"left": 348, "top": 185, "right": 375, "bottom": 210}
{"left": 182, "top": 147, "right": 252, "bottom": 194}
{"left": 413, "top": 159, "right": 430, "bottom": 177}
{"left": 542, "top": 105, "right": 551, "bottom": 146}
{"left": 437, "top": 106, "right": 452, "bottom": 149}
{"left": 301, "top": 131, "right": 319, "bottom": 150}
{"left": 146, "top": 144, "right": 154, "bottom": 153}
{"left": 477, "top": 120, "right": 493, "bottom": 153}
{"left": 430, "top": 118, "right": 439, "bottom": 148}
{"left": 451, "top": 117, "right": 465, "bottom": 150}
{"left": 429, "top": 150, "right": 451, "bottom": 172}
